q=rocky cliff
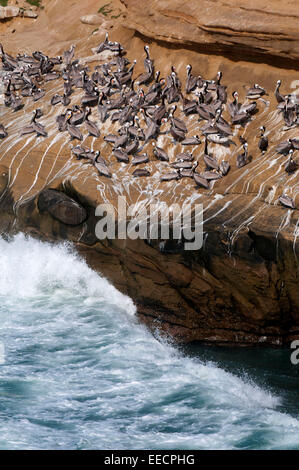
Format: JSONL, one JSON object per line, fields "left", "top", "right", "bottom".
{"left": 0, "top": 0, "right": 298, "bottom": 346}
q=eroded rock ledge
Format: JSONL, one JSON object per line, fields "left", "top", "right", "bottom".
{"left": 121, "top": 0, "right": 299, "bottom": 66}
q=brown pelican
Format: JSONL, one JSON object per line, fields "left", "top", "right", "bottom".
{"left": 236, "top": 143, "right": 249, "bottom": 168}
{"left": 279, "top": 195, "right": 295, "bottom": 209}
{"left": 64, "top": 80, "right": 73, "bottom": 97}
{"left": 231, "top": 109, "right": 251, "bottom": 126}
{"left": 63, "top": 44, "right": 76, "bottom": 65}
{"left": 284, "top": 150, "right": 298, "bottom": 174}
{"left": 51, "top": 94, "right": 62, "bottom": 106}
{"left": 57, "top": 109, "right": 72, "bottom": 132}
{"left": 104, "top": 134, "right": 117, "bottom": 144}
{"left": 69, "top": 106, "right": 87, "bottom": 126}
{"left": 151, "top": 98, "right": 167, "bottom": 123}
{"left": 204, "top": 149, "right": 219, "bottom": 171}
{"left": 51, "top": 93, "right": 70, "bottom": 107}
{"left": 144, "top": 118, "right": 159, "bottom": 143}
{"left": 193, "top": 173, "right": 209, "bottom": 189}
{"left": 71, "top": 145, "right": 89, "bottom": 160}
{"left": 96, "top": 33, "right": 109, "bottom": 53}
{"left": 44, "top": 71, "right": 60, "bottom": 82}
{"left": 234, "top": 97, "right": 258, "bottom": 117}
{"left": 160, "top": 171, "right": 180, "bottom": 181}
{"left": 97, "top": 93, "right": 109, "bottom": 123}
{"left": 246, "top": 84, "right": 266, "bottom": 99}
{"left": 144, "top": 45, "right": 154, "bottom": 73}
{"left": 175, "top": 151, "right": 194, "bottom": 162}
{"left": 0, "top": 124, "right": 8, "bottom": 139}
{"left": 276, "top": 139, "right": 292, "bottom": 155}
{"left": 185, "top": 64, "right": 198, "bottom": 94}
{"left": 33, "top": 88, "right": 46, "bottom": 102}
{"left": 94, "top": 155, "right": 111, "bottom": 178}
{"left": 228, "top": 91, "right": 240, "bottom": 118}
{"left": 171, "top": 161, "right": 194, "bottom": 170}
{"left": 10, "top": 93, "right": 24, "bottom": 112}
{"left": 170, "top": 66, "right": 181, "bottom": 89}
{"left": 82, "top": 92, "right": 100, "bottom": 108}
{"left": 125, "top": 139, "right": 140, "bottom": 155}
{"left": 136, "top": 46, "right": 154, "bottom": 85}
{"left": 275, "top": 80, "right": 285, "bottom": 104}
{"left": 127, "top": 116, "right": 142, "bottom": 140}
{"left": 136, "top": 69, "right": 153, "bottom": 86}
{"left": 148, "top": 72, "right": 165, "bottom": 95}
{"left": 170, "top": 125, "right": 186, "bottom": 142}
{"left": 152, "top": 143, "right": 169, "bottom": 161}
{"left": 202, "top": 81, "right": 213, "bottom": 104}
{"left": 133, "top": 168, "right": 151, "bottom": 177}
{"left": 21, "top": 124, "right": 37, "bottom": 136}
{"left": 164, "top": 71, "right": 180, "bottom": 103}
{"left": 197, "top": 100, "right": 214, "bottom": 121}
{"left": 282, "top": 97, "right": 295, "bottom": 127}
{"left": 113, "top": 129, "right": 129, "bottom": 148}
{"left": 66, "top": 112, "right": 83, "bottom": 141}
{"left": 85, "top": 108, "right": 101, "bottom": 137}
{"left": 0, "top": 43, "right": 18, "bottom": 69}
{"left": 113, "top": 148, "right": 129, "bottom": 163}
{"left": 202, "top": 109, "right": 232, "bottom": 136}
{"left": 20, "top": 109, "right": 47, "bottom": 137}
{"left": 291, "top": 139, "right": 299, "bottom": 150}
{"left": 116, "top": 60, "right": 136, "bottom": 86}
{"left": 258, "top": 126, "right": 268, "bottom": 153}
{"left": 181, "top": 135, "right": 201, "bottom": 146}
{"left": 132, "top": 154, "right": 149, "bottom": 165}
{"left": 180, "top": 161, "right": 199, "bottom": 178}
{"left": 219, "top": 160, "right": 230, "bottom": 176}
{"left": 202, "top": 171, "right": 222, "bottom": 181}
{"left": 169, "top": 106, "right": 187, "bottom": 133}
{"left": 214, "top": 109, "right": 232, "bottom": 135}
{"left": 181, "top": 94, "right": 198, "bottom": 115}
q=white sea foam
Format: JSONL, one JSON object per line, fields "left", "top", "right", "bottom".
{"left": 0, "top": 235, "right": 298, "bottom": 450}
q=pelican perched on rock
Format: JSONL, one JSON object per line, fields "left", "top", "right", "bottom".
{"left": 258, "top": 126, "right": 268, "bottom": 153}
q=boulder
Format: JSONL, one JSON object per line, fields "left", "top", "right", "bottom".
{"left": 22, "top": 10, "right": 38, "bottom": 19}
{"left": 0, "top": 6, "right": 19, "bottom": 20}
{"left": 37, "top": 189, "right": 87, "bottom": 226}
{"left": 80, "top": 14, "right": 103, "bottom": 25}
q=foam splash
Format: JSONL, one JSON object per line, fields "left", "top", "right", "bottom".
{"left": 0, "top": 235, "right": 298, "bottom": 450}
{"left": 0, "top": 234, "right": 135, "bottom": 315}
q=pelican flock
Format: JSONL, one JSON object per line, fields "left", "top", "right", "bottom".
{"left": 0, "top": 36, "right": 298, "bottom": 212}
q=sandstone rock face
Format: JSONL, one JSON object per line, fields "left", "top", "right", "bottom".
{"left": 0, "top": 0, "right": 298, "bottom": 346}
{"left": 121, "top": 0, "right": 299, "bottom": 63}
{"left": 38, "top": 189, "right": 87, "bottom": 226}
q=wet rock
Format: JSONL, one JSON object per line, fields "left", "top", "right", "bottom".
{"left": 37, "top": 189, "right": 87, "bottom": 226}
{"left": 0, "top": 164, "right": 9, "bottom": 195}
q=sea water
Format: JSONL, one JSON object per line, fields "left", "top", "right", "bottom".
{"left": 0, "top": 234, "right": 298, "bottom": 450}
